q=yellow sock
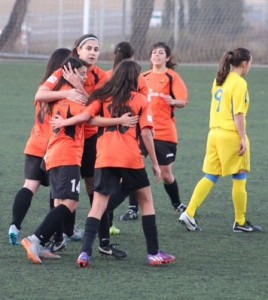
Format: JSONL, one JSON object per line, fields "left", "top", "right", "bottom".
{"left": 232, "top": 179, "right": 247, "bottom": 225}
{"left": 187, "top": 177, "right": 215, "bottom": 218}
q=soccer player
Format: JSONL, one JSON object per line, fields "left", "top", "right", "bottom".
{"left": 121, "top": 42, "right": 189, "bottom": 221}
{"left": 51, "top": 60, "right": 176, "bottom": 268}
{"left": 179, "top": 48, "right": 262, "bottom": 233}
{"left": 20, "top": 56, "right": 89, "bottom": 264}
{"left": 8, "top": 48, "right": 71, "bottom": 259}
{"left": 35, "top": 34, "right": 128, "bottom": 258}
{"left": 105, "top": 41, "right": 150, "bottom": 232}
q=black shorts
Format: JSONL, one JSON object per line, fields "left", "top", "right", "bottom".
{"left": 140, "top": 139, "right": 177, "bottom": 166}
{"left": 94, "top": 167, "right": 150, "bottom": 196}
{"left": 49, "top": 165, "right": 81, "bottom": 201}
{"left": 24, "top": 154, "right": 49, "bottom": 187}
{"left": 80, "top": 134, "right": 97, "bottom": 178}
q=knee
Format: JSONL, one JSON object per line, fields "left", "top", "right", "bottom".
{"left": 232, "top": 173, "right": 247, "bottom": 180}
{"left": 205, "top": 174, "right": 219, "bottom": 183}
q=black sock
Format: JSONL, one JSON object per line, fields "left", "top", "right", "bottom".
{"left": 89, "top": 193, "right": 94, "bottom": 206}
{"left": 49, "top": 191, "right": 54, "bottom": 209}
{"left": 11, "top": 187, "right": 33, "bottom": 230}
{"left": 98, "top": 211, "right": 110, "bottom": 246}
{"left": 142, "top": 215, "right": 158, "bottom": 255}
{"left": 81, "top": 217, "right": 100, "bottom": 256}
{"left": 34, "top": 204, "right": 72, "bottom": 245}
{"left": 164, "top": 179, "right": 181, "bottom": 209}
{"left": 63, "top": 211, "right": 76, "bottom": 237}
{"left": 128, "top": 191, "right": 138, "bottom": 212}
{"left": 108, "top": 210, "right": 114, "bottom": 227}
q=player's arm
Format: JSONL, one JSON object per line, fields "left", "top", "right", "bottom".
{"left": 160, "top": 93, "right": 188, "bottom": 108}
{"left": 141, "top": 127, "right": 161, "bottom": 182}
{"left": 35, "top": 86, "right": 87, "bottom": 104}
{"left": 89, "top": 113, "right": 139, "bottom": 127}
{"left": 234, "top": 113, "right": 247, "bottom": 156}
{"left": 160, "top": 74, "right": 189, "bottom": 108}
{"left": 50, "top": 112, "right": 91, "bottom": 129}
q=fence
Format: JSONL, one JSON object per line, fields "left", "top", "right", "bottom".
{"left": 0, "top": 0, "right": 268, "bottom": 63}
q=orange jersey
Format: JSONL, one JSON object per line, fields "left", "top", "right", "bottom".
{"left": 84, "top": 65, "right": 109, "bottom": 139}
{"left": 142, "top": 68, "right": 188, "bottom": 143}
{"left": 86, "top": 91, "right": 153, "bottom": 169}
{"left": 24, "top": 101, "right": 51, "bottom": 157}
{"left": 106, "top": 69, "right": 149, "bottom": 97}
{"left": 45, "top": 85, "right": 85, "bottom": 171}
{"left": 43, "top": 65, "right": 109, "bottom": 139}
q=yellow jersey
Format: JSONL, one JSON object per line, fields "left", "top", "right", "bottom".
{"left": 209, "top": 71, "right": 249, "bottom": 131}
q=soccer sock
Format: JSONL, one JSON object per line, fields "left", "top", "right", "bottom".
{"left": 49, "top": 191, "right": 54, "bottom": 209}
{"left": 34, "top": 204, "right": 72, "bottom": 245}
{"left": 63, "top": 211, "right": 76, "bottom": 237}
{"left": 11, "top": 187, "right": 33, "bottom": 230}
{"left": 164, "top": 179, "right": 181, "bottom": 209}
{"left": 98, "top": 211, "right": 110, "bottom": 247}
{"left": 187, "top": 176, "right": 215, "bottom": 218}
{"left": 232, "top": 177, "right": 247, "bottom": 225}
{"left": 89, "top": 193, "right": 94, "bottom": 206}
{"left": 81, "top": 217, "right": 100, "bottom": 256}
{"left": 142, "top": 215, "right": 158, "bottom": 255}
{"left": 128, "top": 191, "right": 139, "bottom": 212}
{"left": 108, "top": 210, "right": 114, "bottom": 227}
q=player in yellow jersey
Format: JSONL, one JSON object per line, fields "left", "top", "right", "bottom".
{"left": 179, "top": 48, "right": 262, "bottom": 233}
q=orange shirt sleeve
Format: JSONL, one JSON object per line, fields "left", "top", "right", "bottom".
{"left": 42, "top": 69, "right": 63, "bottom": 90}
{"left": 138, "top": 75, "right": 149, "bottom": 97}
{"left": 170, "top": 71, "right": 189, "bottom": 103}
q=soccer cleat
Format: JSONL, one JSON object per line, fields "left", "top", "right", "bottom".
{"left": 63, "top": 226, "right": 84, "bottom": 242}
{"left": 98, "top": 244, "right": 127, "bottom": 259}
{"left": 21, "top": 237, "right": 42, "bottom": 264}
{"left": 109, "top": 225, "right": 120, "bottom": 236}
{"left": 8, "top": 224, "right": 21, "bottom": 245}
{"left": 120, "top": 209, "right": 138, "bottom": 221}
{"left": 38, "top": 245, "right": 61, "bottom": 259}
{"left": 179, "top": 211, "right": 201, "bottom": 232}
{"left": 47, "top": 238, "right": 67, "bottom": 253}
{"left": 77, "top": 252, "right": 93, "bottom": 268}
{"left": 233, "top": 221, "right": 262, "bottom": 233}
{"left": 148, "top": 250, "right": 176, "bottom": 266}
{"left": 177, "top": 203, "right": 187, "bottom": 214}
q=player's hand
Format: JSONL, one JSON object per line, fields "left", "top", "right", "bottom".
{"left": 63, "top": 63, "right": 81, "bottom": 86}
{"left": 152, "top": 163, "right": 161, "bottom": 183}
{"left": 66, "top": 89, "right": 88, "bottom": 105}
{"left": 50, "top": 114, "right": 65, "bottom": 129}
{"left": 160, "top": 93, "right": 174, "bottom": 105}
{"left": 239, "top": 138, "right": 247, "bottom": 156}
{"left": 120, "top": 113, "right": 139, "bottom": 127}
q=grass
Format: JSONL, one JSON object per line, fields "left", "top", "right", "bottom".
{"left": 0, "top": 61, "right": 267, "bottom": 300}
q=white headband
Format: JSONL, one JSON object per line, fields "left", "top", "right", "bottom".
{"left": 78, "top": 37, "right": 99, "bottom": 48}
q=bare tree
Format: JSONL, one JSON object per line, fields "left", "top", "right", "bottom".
{"left": 0, "top": 0, "right": 30, "bottom": 51}
{"left": 130, "top": 0, "right": 154, "bottom": 59}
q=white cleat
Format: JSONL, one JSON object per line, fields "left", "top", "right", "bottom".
{"left": 179, "top": 211, "right": 201, "bottom": 232}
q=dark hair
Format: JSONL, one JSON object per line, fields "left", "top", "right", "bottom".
{"left": 40, "top": 48, "right": 71, "bottom": 84}
{"left": 88, "top": 60, "right": 141, "bottom": 117}
{"left": 72, "top": 33, "right": 99, "bottom": 57}
{"left": 113, "top": 42, "right": 134, "bottom": 69}
{"left": 47, "top": 56, "right": 88, "bottom": 114}
{"left": 53, "top": 56, "right": 88, "bottom": 91}
{"left": 150, "top": 42, "right": 177, "bottom": 69}
{"left": 216, "top": 48, "right": 251, "bottom": 86}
